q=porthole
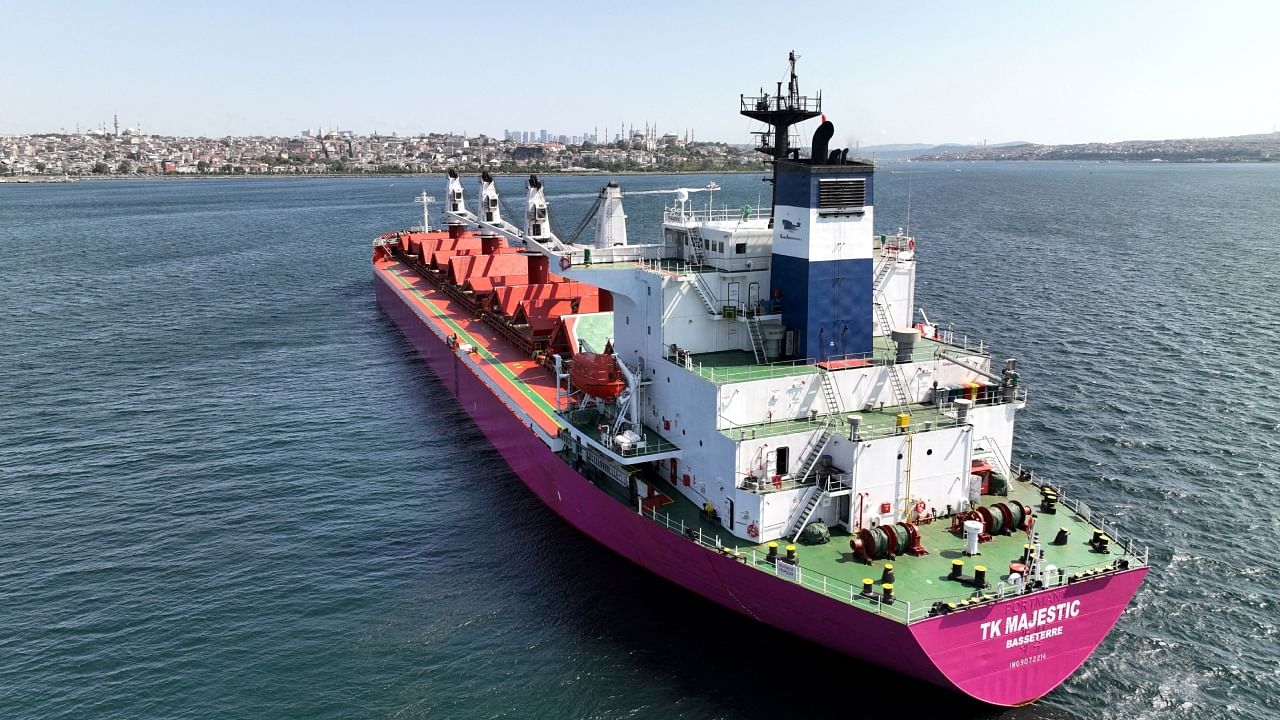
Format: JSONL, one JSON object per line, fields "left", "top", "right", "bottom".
{"left": 927, "top": 449, "right": 933, "bottom": 456}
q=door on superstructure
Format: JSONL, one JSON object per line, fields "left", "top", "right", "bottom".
{"left": 727, "top": 498, "right": 734, "bottom": 530}
{"left": 747, "top": 282, "right": 760, "bottom": 315}
{"left": 727, "top": 282, "right": 740, "bottom": 314}
{"left": 837, "top": 494, "right": 851, "bottom": 531}
{"left": 775, "top": 447, "right": 789, "bottom": 476}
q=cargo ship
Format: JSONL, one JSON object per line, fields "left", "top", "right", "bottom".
{"left": 371, "top": 55, "right": 1147, "bottom": 706}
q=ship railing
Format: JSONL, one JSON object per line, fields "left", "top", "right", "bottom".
{"left": 896, "top": 552, "right": 1143, "bottom": 622}
{"left": 663, "top": 206, "right": 773, "bottom": 224}
{"left": 662, "top": 348, "right": 879, "bottom": 384}
{"left": 640, "top": 256, "right": 773, "bottom": 276}
{"left": 639, "top": 503, "right": 1142, "bottom": 625}
{"left": 740, "top": 471, "right": 851, "bottom": 495}
{"left": 916, "top": 323, "right": 991, "bottom": 357}
{"left": 561, "top": 408, "right": 681, "bottom": 458}
{"left": 1001, "top": 464, "right": 1150, "bottom": 567}
{"left": 874, "top": 233, "right": 916, "bottom": 254}
{"left": 725, "top": 405, "right": 974, "bottom": 445}
{"left": 638, "top": 503, "right": 917, "bottom": 623}
{"left": 740, "top": 94, "right": 822, "bottom": 114}
{"left": 1052, "top": 487, "right": 1149, "bottom": 566}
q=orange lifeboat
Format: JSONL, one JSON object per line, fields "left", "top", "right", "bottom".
{"left": 570, "top": 352, "right": 625, "bottom": 399}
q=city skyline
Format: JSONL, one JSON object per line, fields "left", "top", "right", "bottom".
{"left": 3, "top": 1, "right": 1277, "bottom": 147}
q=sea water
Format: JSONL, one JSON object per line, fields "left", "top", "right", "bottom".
{"left": 2, "top": 164, "right": 1277, "bottom": 719}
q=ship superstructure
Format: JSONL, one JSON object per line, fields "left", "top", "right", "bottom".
{"left": 370, "top": 54, "right": 1148, "bottom": 706}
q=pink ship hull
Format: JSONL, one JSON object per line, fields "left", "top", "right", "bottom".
{"left": 375, "top": 266, "right": 1146, "bottom": 706}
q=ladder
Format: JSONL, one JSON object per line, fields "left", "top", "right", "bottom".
{"left": 794, "top": 429, "right": 832, "bottom": 485}
{"left": 975, "top": 435, "right": 1016, "bottom": 479}
{"left": 747, "top": 315, "right": 767, "bottom": 364}
{"left": 687, "top": 225, "right": 706, "bottom": 266}
{"left": 872, "top": 254, "right": 896, "bottom": 292}
{"left": 875, "top": 302, "right": 913, "bottom": 415}
{"left": 690, "top": 272, "right": 719, "bottom": 315}
{"left": 789, "top": 485, "right": 826, "bottom": 542}
{"left": 818, "top": 368, "right": 842, "bottom": 415}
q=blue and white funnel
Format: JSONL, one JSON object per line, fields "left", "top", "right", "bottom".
{"left": 769, "top": 138, "right": 876, "bottom": 360}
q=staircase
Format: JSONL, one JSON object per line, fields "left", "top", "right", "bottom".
{"left": 872, "top": 254, "right": 896, "bottom": 291}
{"left": 746, "top": 315, "right": 768, "bottom": 364}
{"left": 875, "top": 301, "right": 913, "bottom": 415}
{"left": 794, "top": 429, "right": 832, "bottom": 485}
{"left": 690, "top": 272, "right": 719, "bottom": 315}
{"left": 687, "top": 225, "right": 707, "bottom": 266}
{"left": 975, "top": 436, "right": 1016, "bottom": 479}
{"left": 789, "top": 485, "right": 826, "bottom": 542}
{"left": 818, "top": 368, "right": 842, "bottom": 415}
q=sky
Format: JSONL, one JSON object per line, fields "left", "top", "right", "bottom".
{"left": 2, "top": 0, "right": 1277, "bottom": 147}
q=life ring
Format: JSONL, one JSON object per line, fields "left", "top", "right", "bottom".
{"left": 907, "top": 238, "right": 916, "bottom": 251}
{"left": 747, "top": 522, "right": 759, "bottom": 539}
{"left": 559, "top": 255, "right": 572, "bottom": 270}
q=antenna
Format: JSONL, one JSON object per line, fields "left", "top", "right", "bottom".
{"left": 905, "top": 170, "right": 913, "bottom": 239}
{"left": 415, "top": 191, "right": 436, "bottom": 232}
{"left": 740, "top": 50, "right": 821, "bottom": 162}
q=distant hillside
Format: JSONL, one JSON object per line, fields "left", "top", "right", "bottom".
{"left": 850, "top": 141, "right": 1030, "bottom": 162}
{"left": 911, "top": 133, "right": 1280, "bottom": 163}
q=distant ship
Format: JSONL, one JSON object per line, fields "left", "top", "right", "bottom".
{"left": 371, "top": 53, "right": 1147, "bottom": 706}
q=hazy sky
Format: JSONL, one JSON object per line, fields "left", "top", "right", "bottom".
{"left": 3, "top": 1, "right": 1276, "bottom": 146}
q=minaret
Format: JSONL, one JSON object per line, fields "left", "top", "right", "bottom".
{"left": 113, "top": 114, "right": 119, "bottom": 137}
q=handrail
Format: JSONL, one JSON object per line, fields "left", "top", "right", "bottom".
{"left": 1000, "top": 464, "right": 1150, "bottom": 567}
{"left": 918, "top": 323, "right": 990, "bottom": 357}
{"left": 638, "top": 500, "right": 1143, "bottom": 624}
{"left": 664, "top": 206, "right": 773, "bottom": 224}
{"left": 740, "top": 467, "right": 851, "bottom": 495}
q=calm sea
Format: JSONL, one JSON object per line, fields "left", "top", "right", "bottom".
{"left": 2, "top": 164, "right": 1277, "bottom": 719}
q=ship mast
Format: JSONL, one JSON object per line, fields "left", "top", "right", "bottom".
{"left": 414, "top": 191, "right": 435, "bottom": 232}
{"left": 740, "top": 50, "right": 822, "bottom": 162}
{"left": 740, "top": 50, "right": 822, "bottom": 207}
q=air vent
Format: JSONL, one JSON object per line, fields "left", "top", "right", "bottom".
{"left": 818, "top": 179, "right": 866, "bottom": 209}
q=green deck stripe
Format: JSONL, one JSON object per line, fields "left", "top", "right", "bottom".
{"left": 387, "top": 268, "right": 562, "bottom": 423}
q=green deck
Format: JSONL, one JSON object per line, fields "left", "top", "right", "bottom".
{"left": 675, "top": 335, "right": 985, "bottom": 385}
{"left": 589, "top": 466, "right": 1142, "bottom": 623}
{"left": 724, "top": 402, "right": 963, "bottom": 442}
{"left": 570, "top": 312, "right": 614, "bottom": 354}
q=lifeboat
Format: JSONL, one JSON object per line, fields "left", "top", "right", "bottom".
{"left": 570, "top": 352, "right": 625, "bottom": 399}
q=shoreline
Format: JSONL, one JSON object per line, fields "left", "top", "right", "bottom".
{"left": 0, "top": 169, "right": 770, "bottom": 183}
{"left": 4, "top": 159, "right": 1275, "bottom": 185}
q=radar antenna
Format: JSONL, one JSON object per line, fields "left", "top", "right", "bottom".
{"left": 739, "top": 50, "right": 822, "bottom": 162}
